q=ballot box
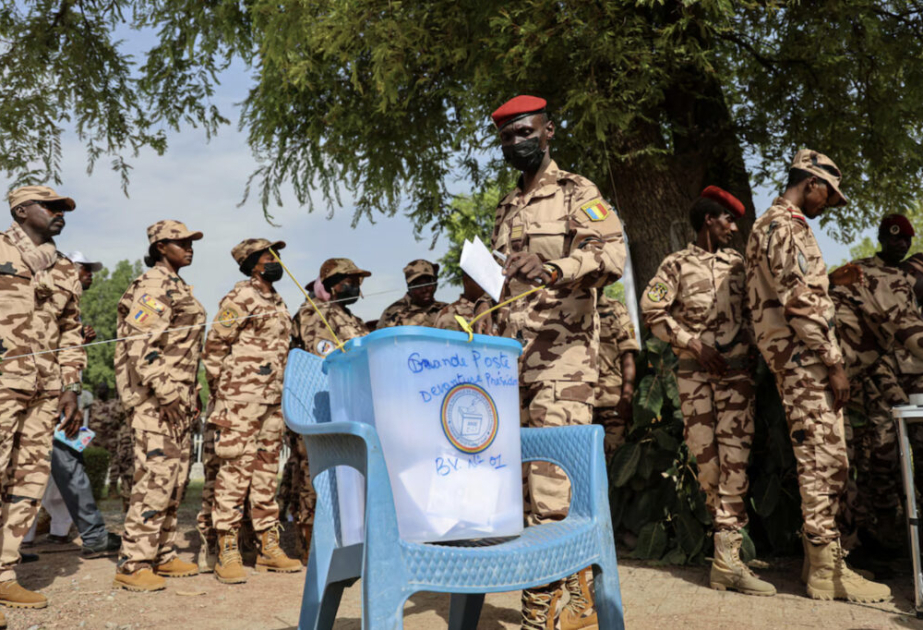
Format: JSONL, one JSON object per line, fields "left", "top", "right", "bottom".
{"left": 324, "top": 326, "right": 524, "bottom": 544}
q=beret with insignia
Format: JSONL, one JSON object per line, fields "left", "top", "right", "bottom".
{"left": 879, "top": 214, "right": 915, "bottom": 238}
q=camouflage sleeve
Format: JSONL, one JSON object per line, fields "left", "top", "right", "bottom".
{"left": 768, "top": 224, "right": 842, "bottom": 366}
{"left": 885, "top": 277, "right": 923, "bottom": 361}
{"left": 613, "top": 301, "right": 640, "bottom": 354}
{"left": 640, "top": 255, "right": 693, "bottom": 348}
{"left": 120, "top": 285, "right": 181, "bottom": 405}
{"left": 550, "top": 183, "right": 625, "bottom": 288}
{"left": 202, "top": 292, "right": 245, "bottom": 393}
{"left": 432, "top": 304, "right": 456, "bottom": 331}
{"left": 377, "top": 302, "right": 401, "bottom": 328}
{"left": 58, "top": 275, "right": 86, "bottom": 385}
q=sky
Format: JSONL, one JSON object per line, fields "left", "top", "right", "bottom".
{"left": 42, "top": 58, "right": 868, "bottom": 326}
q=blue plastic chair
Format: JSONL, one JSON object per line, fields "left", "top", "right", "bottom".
{"left": 282, "top": 348, "right": 625, "bottom": 630}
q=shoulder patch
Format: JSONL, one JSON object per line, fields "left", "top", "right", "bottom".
{"left": 797, "top": 250, "right": 808, "bottom": 274}
{"left": 647, "top": 282, "right": 669, "bottom": 303}
{"left": 580, "top": 198, "right": 611, "bottom": 222}
{"left": 218, "top": 307, "right": 239, "bottom": 328}
{"left": 131, "top": 293, "right": 168, "bottom": 327}
{"left": 316, "top": 339, "right": 336, "bottom": 356}
{"left": 139, "top": 294, "right": 166, "bottom": 314}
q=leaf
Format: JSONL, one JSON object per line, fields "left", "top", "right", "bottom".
{"left": 631, "top": 522, "right": 668, "bottom": 560}
{"left": 740, "top": 529, "right": 757, "bottom": 564}
{"left": 610, "top": 442, "right": 641, "bottom": 487}
{"left": 675, "top": 506, "right": 705, "bottom": 557}
{"left": 754, "top": 474, "right": 781, "bottom": 518}
{"left": 660, "top": 546, "right": 688, "bottom": 566}
{"left": 636, "top": 374, "right": 664, "bottom": 416}
{"left": 652, "top": 429, "right": 679, "bottom": 452}
{"left": 637, "top": 444, "right": 654, "bottom": 479}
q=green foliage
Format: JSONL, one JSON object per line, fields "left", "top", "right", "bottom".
{"left": 81, "top": 259, "right": 143, "bottom": 392}
{"left": 839, "top": 200, "right": 923, "bottom": 265}
{"left": 437, "top": 183, "right": 502, "bottom": 285}
{"left": 603, "top": 282, "right": 626, "bottom": 304}
{"left": 82, "top": 446, "right": 110, "bottom": 501}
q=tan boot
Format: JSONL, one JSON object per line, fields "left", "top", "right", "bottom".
{"left": 805, "top": 538, "right": 891, "bottom": 602}
{"left": 256, "top": 524, "right": 302, "bottom": 573}
{"left": 521, "top": 581, "right": 564, "bottom": 630}
{"left": 113, "top": 568, "right": 166, "bottom": 592}
{"left": 0, "top": 580, "right": 47, "bottom": 609}
{"left": 561, "top": 568, "right": 597, "bottom": 629}
{"left": 155, "top": 557, "right": 199, "bottom": 578}
{"left": 802, "top": 534, "right": 874, "bottom": 582}
{"left": 709, "top": 530, "right": 776, "bottom": 596}
{"left": 215, "top": 531, "right": 247, "bottom": 584}
{"left": 197, "top": 529, "right": 217, "bottom": 574}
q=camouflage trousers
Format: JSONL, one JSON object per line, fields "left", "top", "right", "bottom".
{"left": 289, "top": 429, "right": 316, "bottom": 527}
{"left": 116, "top": 422, "right": 134, "bottom": 501}
{"left": 773, "top": 364, "right": 848, "bottom": 544}
{"left": 196, "top": 423, "right": 219, "bottom": 536}
{"left": 592, "top": 407, "right": 628, "bottom": 459}
{"left": 211, "top": 400, "right": 284, "bottom": 533}
{"left": 118, "top": 399, "right": 192, "bottom": 574}
{"left": 520, "top": 381, "right": 593, "bottom": 527}
{"left": 0, "top": 390, "right": 57, "bottom": 582}
{"left": 677, "top": 372, "right": 755, "bottom": 531}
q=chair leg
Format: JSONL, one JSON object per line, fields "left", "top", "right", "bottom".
{"left": 593, "top": 559, "right": 625, "bottom": 630}
{"left": 300, "top": 538, "right": 340, "bottom": 630}
{"left": 363, "top": 577, "right": 407, "bottom": 630}
{"left": 448, "top": 593, "right": 485, "bottom": 630}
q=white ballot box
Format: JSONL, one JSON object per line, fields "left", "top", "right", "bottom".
{"left": 324, "top": 326, "right": 524, "bottom": 544}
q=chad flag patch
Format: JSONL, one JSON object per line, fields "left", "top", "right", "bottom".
{"left": 139, "top": 294, "right": 167, "bottom": 314}
{"left": 580, "top": 199, "right": 610, "bottom": 222}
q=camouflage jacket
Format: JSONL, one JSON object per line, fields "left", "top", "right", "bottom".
{"left": 202, "top": 278, "right": 291, "bottom": 404}
{"left": 87, "top": 398, "right": 126, "bottom": 449}
{"left": 746, "top": 197, "right": 842, "bottom": 372}
{"left": 491, "top": 160, "right": 625, "bottom": 383}
{"left": 293, "top": 300, "right": 368, "bottom": 357}
{"left": 433, "top": 295, "right": 478, "bottom": 332}
{"left": 831, "top": 255, "right": 923, "bottom": 376}
{"left": 0, "top": 223, "right": 85, "bottom": 392}
{"left": 378, "top": 293, "right": 447, "bottom": 328}
{"left": 114, "top": 265, "right": 206, "bottom": 432}
{"left": 641, "top": 244, "right": 751, "bottom": 366}
{"left": 596, "top": 295, "right": 640, "bottom": 406}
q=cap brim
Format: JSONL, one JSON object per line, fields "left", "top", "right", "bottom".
{"left": 269, "top": 240, "right": 285, "bottom": 252}
{"left": 827, "top": 180, "right": 848, "bottom": 207}
{"left": 407, "top": 272, "right": 436, "bottom": 284}
{"left": 84, "top": 262, "right": 103, "bottom": 272}
{"left": 44, "top": 196, "right": 76, "bottom": 211}
{"left": 184, "top": 231, "right": 204, "bottom": 241}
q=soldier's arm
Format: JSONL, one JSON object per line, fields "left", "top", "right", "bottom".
{"left": 202, "top": 293, "right": 245, "bottom": 393}
{"left": 120, "top": 285, "right": 182, "bottom": 406}
{"left": 58, "top": 273, "right": 87, "bottom": 386}
{"left": 640, "top": 256, "right": 692, "bottom": 348}
{"left": 886, "top": 277, "right": 923, "bottom": 361}
{"left": 613, "top": 301, "right": 641, "bottom": 355}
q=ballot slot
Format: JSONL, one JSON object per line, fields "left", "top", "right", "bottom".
{"left": 324, "top": 326, "right": 524, "bottom": 544}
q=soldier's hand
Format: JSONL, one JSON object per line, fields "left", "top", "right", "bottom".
{"left": 827, "top": 362, "right": 851, "bottom": 411}
{"left": 688, "top": 338, "right": 727, "bottom": 376}
{"left": 161, "top": 398, "right": 185, "bottom": 427}
{"left": 57, "top": 391, "right": 81, "bottom": 438}
{"left": 829, "top": 263, "right": 863, "bottom": 287}
{"left": 504, "top": 253, "right": 551, "bottom": 286}
{"left": 473, "top": 300, "right": 493, "bottom": 335}
{"left": 82, "top": 325, "right": 97, "bottom": 344}
{"left": 616, "top": 388, "right": 634, "bottom": 422}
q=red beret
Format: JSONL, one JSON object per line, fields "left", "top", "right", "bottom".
{"left": 700, "top": 186, "right": 745, "bottom": 219}
{"left": 880, "top": 214, "right": 915, "bottom": 238}
{"left": 491, "top": 95, "right": 547, "bottom": 129}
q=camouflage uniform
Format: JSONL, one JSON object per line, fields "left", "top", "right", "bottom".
{"left": 594, "top": 294, "right": 639, "bottom": 457}
{"left": 746, "top": 197, "right": 847, "bottom": 544}
{"left": 491, "top": 160, "right": 625, "bottom": 526}
{"left": 0, "top": 203, "right": 85, "bottom": 582}
{"left": 432, "top": 295, "right": 478, "bottom": 332}
{"left": 87, "top": 398, "right": 127, "bottom": 491}
{"left": 378, "top": 260, "right": 447, "bottom": 328}
{"left": 202, "top": 240, "right": 292, "bottom": 536}
{"left": 641, "top": 243, "right": 754, "bottom": 531}
{"left": 114, "top": 221, "right": 205, "bottom": 574}
{"left": 116, "top": 420, "right": 134, "bottom": 502}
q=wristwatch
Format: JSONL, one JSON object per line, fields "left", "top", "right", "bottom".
{"left": 62, "top": 382, "right": 82, "bottom": 395}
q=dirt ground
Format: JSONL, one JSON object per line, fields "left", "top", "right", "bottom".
{"left": 6, "top": 483, "right": 923, "bottom": 629}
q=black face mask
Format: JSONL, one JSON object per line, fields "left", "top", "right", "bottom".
{"left": 502, "top": 137, "right": 545, "bottom": 172}
{"left": 336, "top": 284, "right": 361, "bottom": 305}
{"left": 260, "top": 262, "right": 284, "bottom": 283}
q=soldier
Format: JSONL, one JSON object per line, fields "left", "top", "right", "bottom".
{"left": 0, "top": 186, "right": 85, "bottom": 613}
{"left": 201, "top": 238, "right": 301, "bottom": 584}
{"left": 594, "top": 291, "right": 639, "bottom": 458}
{"left": 477, "top": 95, "right": 625, "bottom": 629}
{"left": 115, "top": 417, "right": 133, "bottom": 512}
{"left": 113, "top": 220, "right": 206, "bottom": 591}
{"left": 641, "top": 187, "right": 773, "bottom": 596}
{"left": 291, "top": 258, "right": 371, "bottom": 560}
{"left": 433, "top": 271, "right": 484, "bottom": 331}
{"left": 377, "top": 259, "right": 447, "bottom": 327}
{"left": 745, "top": 149, "right": 889, "bottom": 602}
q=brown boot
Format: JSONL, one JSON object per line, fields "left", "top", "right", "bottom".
{"left": 155, "top": 558, "right": 199, "bottom": 578}
{"left": 256, "top": 524, "right": 302, "bottom": 573}
{"left": 561, "top": 568, "right": 597, "bottom": 629}
{"left": 521, "top": 581, "right": 564, "bottom": 630}
{"left": 0, "top": 580, "right": 47, "bottom": 609}
{"left": 215, "top": 532, "right": 247, "bottom": 584}
{"left": 805, "top": 538, "right": 891, "bottom": 603}
{"left": 113, "top": 569, "right": 166, "bottom": 592}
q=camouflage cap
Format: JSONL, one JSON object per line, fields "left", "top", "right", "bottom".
{"left": 231, "top": 238, "right": 286, "bottom": 265}
{"left": 8, "top": 185, "right": 76, "bottom": 212}
{"left": 404, "top": 259, "right": 439, "bottom": 284}
{"left": 791, "top": 149, "right": 848, "bottom": 207}
{"left": 146, "top": 220, "right": 203, "bottom": 244}
{"left": 319, "top": 257, "right": 371, "bottom": 282}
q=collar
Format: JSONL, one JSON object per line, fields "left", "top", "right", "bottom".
{"left": 248, "top": 275, "right": 277, "bottom": 300}
{"left": 773, "top": 197, "right": 807, "bottom": 226}
{"left": 500, "top": 160, "right": 563, "bottom": 206}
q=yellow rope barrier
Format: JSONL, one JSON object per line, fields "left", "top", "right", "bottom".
{"left": 269, "top": 247, "right": 347, "bottom": 353}
{"left": 455, "top": 285, "right": 546, "bottom": 342}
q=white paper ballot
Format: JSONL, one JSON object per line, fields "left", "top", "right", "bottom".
{"left": 460, "top": 238, "right": 505, "bottom": 302}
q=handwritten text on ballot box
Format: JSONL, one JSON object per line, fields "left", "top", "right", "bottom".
{"left": 324, "top": 327, "right": 524, "bottom": 544}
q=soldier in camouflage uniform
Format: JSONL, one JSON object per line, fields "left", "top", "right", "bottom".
{"left": 115, "top": 420, "right": 133, "bottom": 511}
{"left": 642, "top": 186, "right": 774, "bottom": 596}
{"left": 87, "top": 382, "right": 127, "bottom": 499}
{"left": 377, "top": 259, "right": 446, "bottom": 327}
{"left": 113, "top": 220, "right": 206, "bottom": 592}
{"left": 745, "top": 149, "right": 889, "bottom": 602}
{"left": 478, "top": 96, "right": 625, "bottom": 630}
{"left": 433, "top": 271, "right": 483, "bottom": 332}
{"left": 594, "top": 292, "right": 638, "bottom": 457}
{"left": 201, "top": 238, "right": 301, "bottom": 584}
{"left": 291, "top": 258, "right": 371, "bottom": 561}
{"left": 0, "top": 186, "right": 85, "bottom": 612}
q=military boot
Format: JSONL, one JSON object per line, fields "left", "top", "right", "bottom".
{"left": 215, "top": 531, "right": 248, "bottom": 584}
{"left": 155, "top": 557, "right": 199, "bottom": 578}
{"left": 709, "top": 530, "right": 776, "bottom": 596}
{"left": 521, "top": 581, "right": 564, "bottom": 630}
{"left": 0, "top": 580, "right": 47, "bottom": 608}
{"left": 113, "top": 569, "right": 166, "bottom": 592}
{"left": 560, "top": 568, "right": 597, "bottom": 629}
{"left": 256, "top": 524, "right": 302, "bottom": 573}
{"left": 805, "top": 538, "right": 891, "bottom": 602}
{"left": 802, "top": 535, "right": 874, "bottom": 582}
{"left": 197, "top": 528, "right": 218, "bottom": 574}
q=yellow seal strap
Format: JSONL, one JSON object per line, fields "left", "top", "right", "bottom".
{"left": 269, "top": 248, "right": 347, "bottom": 354}
{"left": 456, "top": 285, "right": 545, "bottom": 342}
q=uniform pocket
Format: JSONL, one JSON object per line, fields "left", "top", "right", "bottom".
{"left": 526, "top": 221, "right": 568, "bottom": 261}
